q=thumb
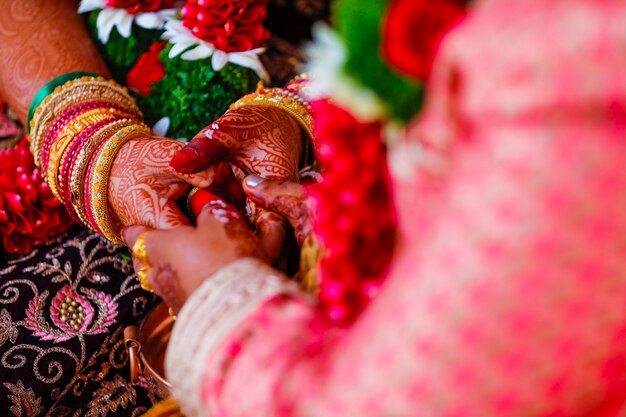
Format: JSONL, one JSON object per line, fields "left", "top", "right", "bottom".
{"left": 122, "top": 225, "right": 150, "bottom": 248}
{"left": 243, "top": 175, "right": 307, "bottom": 216}
{"left": 243, "top": 175, "right": 312, "bottom": 246}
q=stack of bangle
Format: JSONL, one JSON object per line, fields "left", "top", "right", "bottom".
{"left": 28, "top": 73, "right": 149, "bottom": 244}
{"left": 229, "top": 77, "right": 315, "bottom": 142}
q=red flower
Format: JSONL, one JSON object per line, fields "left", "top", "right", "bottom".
{"left": 382, "top": 0, "right": 466, "bottom": 81}
{"left": 105, "top": 0, "right": 176, "bottom": 14}
{"left": 0, "top": 138, "right": 73, "bottom": 255}
{"left": 126, "top": 42, "right": 167, "bottom": 96}
{"left": 181, "top": 0, "right": 270, "bottom": 52}
{"left": 310, "top": 100, "right": 397, "bottom": 324}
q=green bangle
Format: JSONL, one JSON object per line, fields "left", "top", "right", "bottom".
{"left": 27, "top": 71, "right": 101, "bottom": 131}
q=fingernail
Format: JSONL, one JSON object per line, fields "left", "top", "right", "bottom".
{"left": 170, "top": 148, "right": 200, "bottom": 173}
{"left": 245, "top": 175, "right": 264, "bottom": 188}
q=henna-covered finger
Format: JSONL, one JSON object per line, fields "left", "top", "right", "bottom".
{"left": 243, "top": 175, "right": 313, "bottom": 246}
{"left": 255, "top": 210, "right": 287, "bottom": 262}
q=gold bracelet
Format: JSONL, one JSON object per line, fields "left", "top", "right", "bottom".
{"left": 70, "top": 118, "right": 140, "bottom": 227}
{"left": 229, "top": 82, "right": 315, "bottom": 140}
{"left": 88, "top": 123, "right": 151, "bottom": 244}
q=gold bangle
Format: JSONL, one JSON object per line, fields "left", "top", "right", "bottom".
{"left": 30, "top": 76, "right": 140, "bottom": 166}
{"left": 89, "top": 123, "right": 151, "bottom": 244}
{"left": 229, "top": 82, "right": 315, "bottom": 140}
{"left": 32, "top": 91, "right": 138, "bottom": 166}
{"left": 46, "top": 109, "right": 123, "bottom": 202}
{"left": 186, "top": 186, "right": 201, "bottom": 219}
{"left": 70, "top": 118, "right": 140, "bottom": 227}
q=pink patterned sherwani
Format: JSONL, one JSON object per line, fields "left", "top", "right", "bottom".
{"left": 166, "top": 1, "right": 626, "bottom": 416}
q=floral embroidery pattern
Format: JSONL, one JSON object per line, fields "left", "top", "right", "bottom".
{"left": 4, "top": 381, "right": 44, "bottom": 417}
{"left": 0, "top": 227, "right": 153, "bottom": 415}
{"left": 24, "top": 285, "right": 118, "bottom": 343}
{"left": 0, "top": 309, "right": 18, "bottom": 347}
{"left": 85, "top": 374, "right": 138, "bottom": 417}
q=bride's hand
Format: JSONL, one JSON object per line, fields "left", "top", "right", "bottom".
{"left": 169, "top": 106, "right": 304, "bottom": 259}
{"left": 108, "top": 137, "right": 212, "bottom": 229}
{"left": 169, "top": 106, "right": 303, "bottom": 183}
{"left": 243, "top": 175, "right": 314, "bottom": 247}
{"left": 122, "top": 194, "right": 268, "bottom": 313}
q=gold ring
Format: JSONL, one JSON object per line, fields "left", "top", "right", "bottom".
{"left": 186, "top": 186, "right": 201, "bottom": 219}
{"left": 131, "top": 232, "right": 151, "bottom": 267}
{"left": 137, "top": 266, "right": 154, "bottom": 293}
{"left": 132, "top": 232, "right": 154, "bottom": 292}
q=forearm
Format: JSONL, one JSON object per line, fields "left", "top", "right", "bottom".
{"left": 0, "top": 0, "right": 109, "bottom": 124}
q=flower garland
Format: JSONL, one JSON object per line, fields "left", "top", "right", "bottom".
{"left": 0, "top": 138, "right": 73, "bottom": 255}
{"left": 79, "top": 0, "right": 177, "bottom": 43}
{"left": 163, "top": 0, "right": 269, "bottom": 80}
{"left": 382, "top": 0, "right": 466, "bottom": 81}
{"left": 80, "top": 0, "right": 270, "bottom": 81}
{"left": 306, "top": 0, "right": 472, "bottom": 323}
{"left": 310, "top": 100, "right": 397, "bottom": 324}
{"left": 81, "top": 0, "right": 270, "bottom": 139}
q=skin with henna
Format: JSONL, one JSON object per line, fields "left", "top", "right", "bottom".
{"left": 243, "top": 175, "right": 313, "bottom": 246}
{"left": 108, "top": 137, "right": 213, "bottom": 229}
{"left": 124, "top": 178, "right": 312, "bottom": 312}
{"left": 170, "top": 105, "right": 305, "bottom": 258}
{"left": 123, "top": 194, "right": 269, "bottom": 313}
{"left": 0, "top": 0, "right": 110, "bottom": 124}
{"left": 0, "top": 0, "right": 210, "bottom": 230}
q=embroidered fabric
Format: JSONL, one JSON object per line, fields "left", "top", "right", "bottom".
{"left": 0, "top": 226, "right": 155, "bottom": 416}
{"left": 165, "top": 258, "right": 300, "bottom": 417}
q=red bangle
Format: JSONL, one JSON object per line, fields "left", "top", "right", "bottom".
{"left": 82, "top": 138, "right": 108, "bottom": 234}
{"left": 61, "top": 117, "right": 126, "bottom": 222}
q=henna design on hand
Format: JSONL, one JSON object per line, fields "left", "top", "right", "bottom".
{"left": 109, "top": 137, "right": 192, "bottom": 229}
{"left": 150, "top": 264, "right": 187, "bottom": 314}
{"left": 0, "top": 0, "right": 109, "bottom": 124}
{"left": 172, "top": 106, "right": 303, "bottom": 181}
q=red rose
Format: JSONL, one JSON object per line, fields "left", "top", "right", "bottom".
{"left": 0, "top": 138, "right": 73, "bottom": 255}
{"left": 126, "top": 42, "right": 167, "bottom": 96}
{"left": 382, "top": 0, "right": 465, "bottom": 81}
{"left": 105, "top": 0, "right": 175, "bottom": 14}
{"left": 181, "top": 0, "right": 270, "bottom": 52}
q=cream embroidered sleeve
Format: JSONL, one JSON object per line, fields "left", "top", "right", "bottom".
{"left": 165, "top": 258, "right": 301, "bottom": 417}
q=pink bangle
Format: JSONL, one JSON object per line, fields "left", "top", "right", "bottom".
{"left": 41, "top": 101, "right": 111, "bottom": 171}
{"left": 61, "top": 117, "right": 126, "bottom": 222}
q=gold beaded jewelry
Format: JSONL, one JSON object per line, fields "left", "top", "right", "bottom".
{"left": 88, "top": 123, "right": 151, "bottom": 244}
{"left": 229, "top": 81, "right": 315, "bottom": 140}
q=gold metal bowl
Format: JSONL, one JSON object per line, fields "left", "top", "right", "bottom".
{"left": 124, "top": 303, "right": 174, "bottom": 401}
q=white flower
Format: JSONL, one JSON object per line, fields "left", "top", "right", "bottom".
{"left": 304, "top": 23, "right": 386, "bottom": 122}
{"left": 78, "top": 0, "right": 177, "bottom": 44}
{"left": 162, "top": 20, "right": 269, "bottom": 82}
{"left": 152, "top": 116, "right": 171, "bottom": 137}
